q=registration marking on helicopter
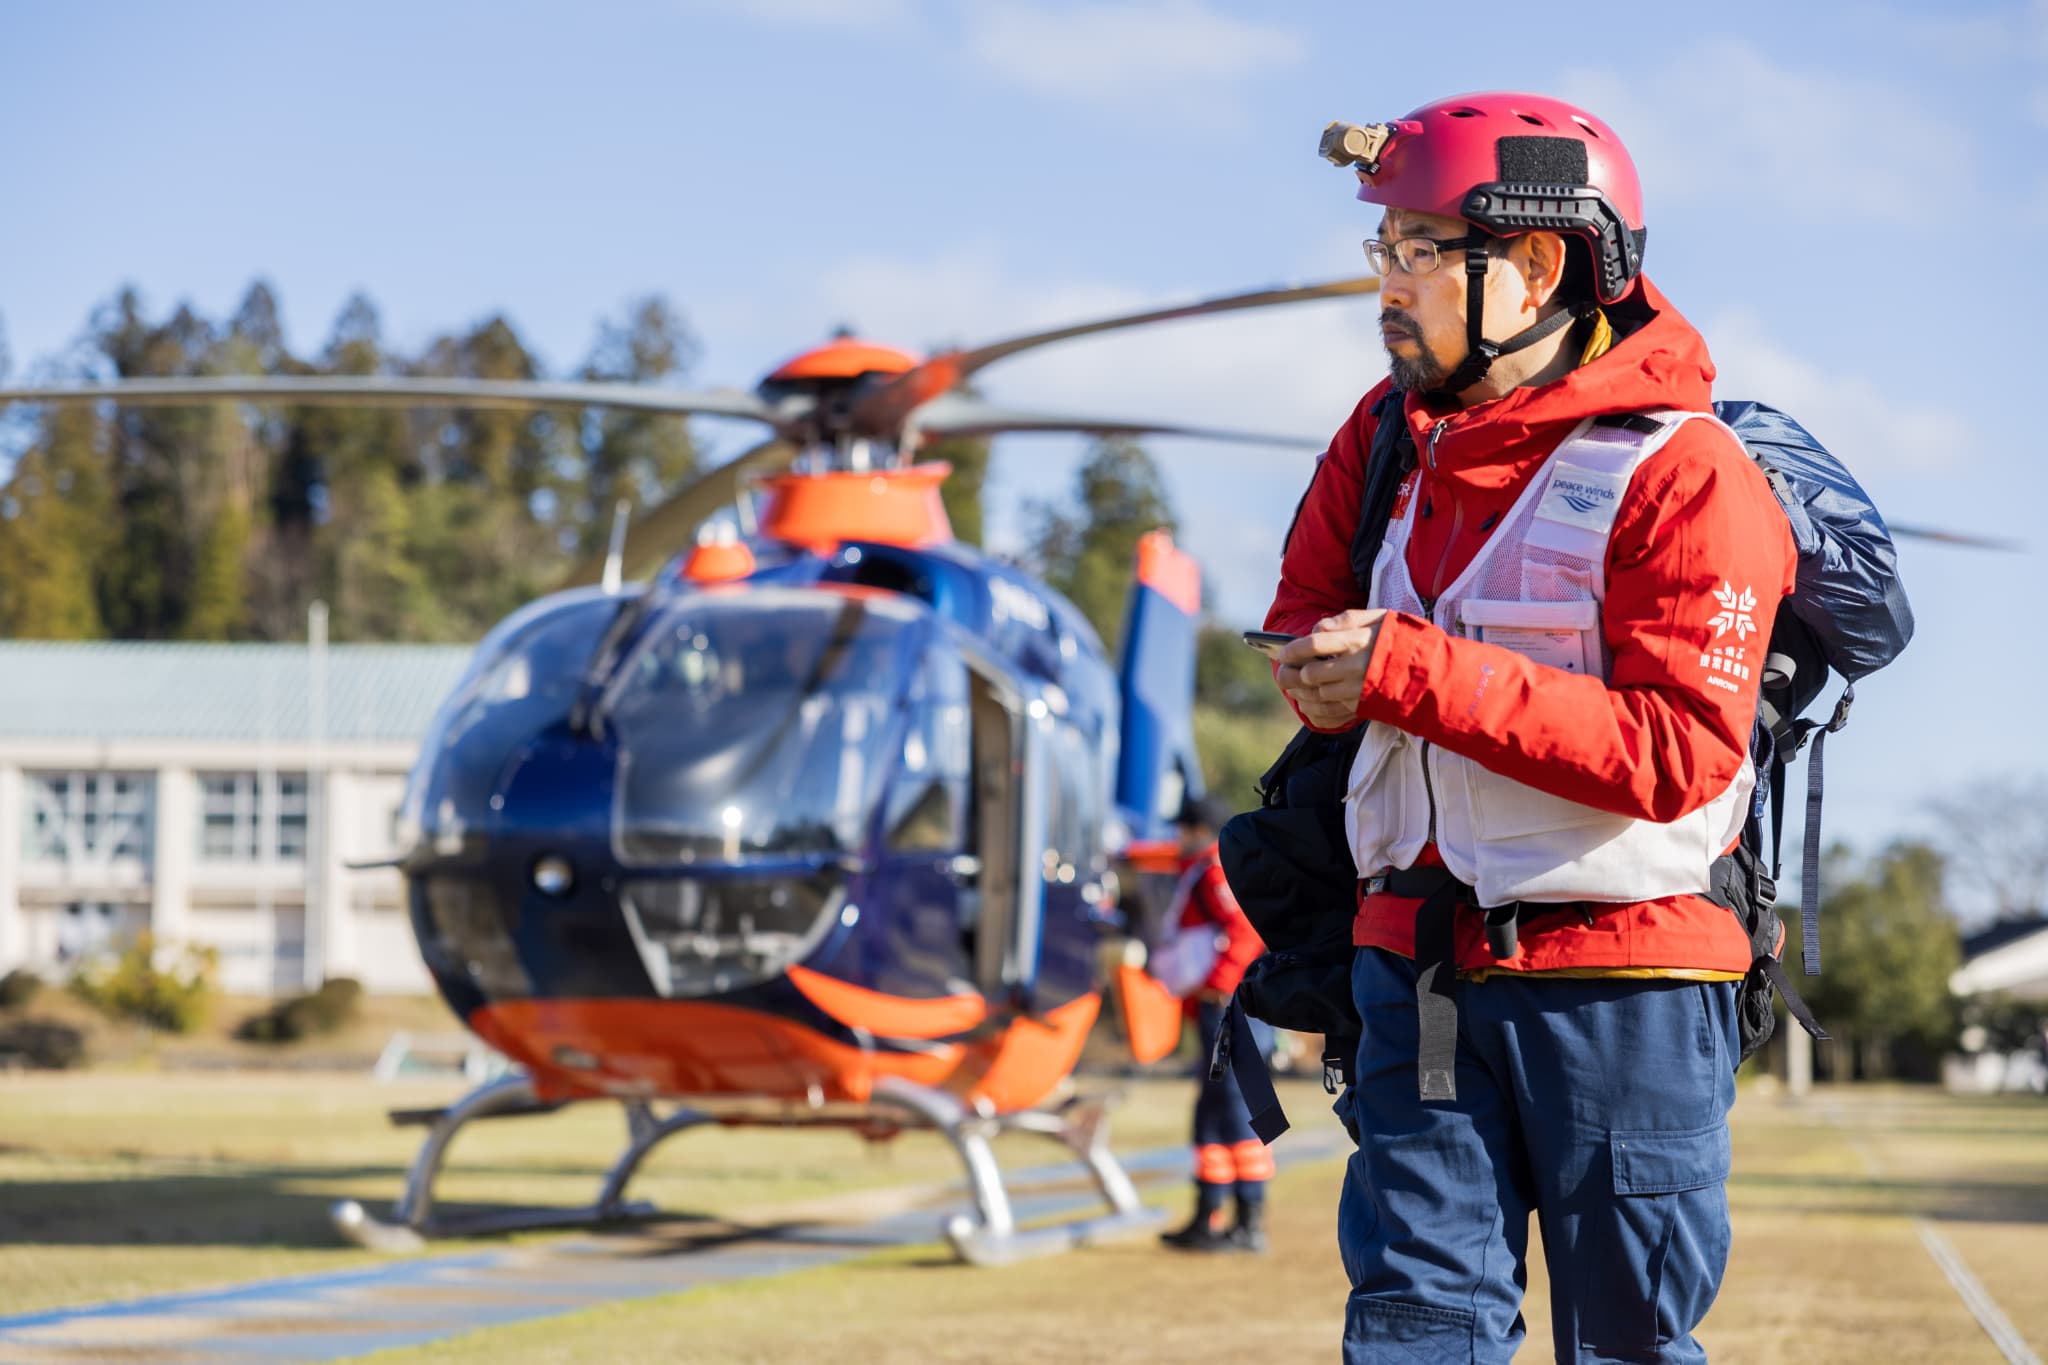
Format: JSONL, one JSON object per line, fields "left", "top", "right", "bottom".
{"left": 0, "top": 1132, "right": 1346, "bottom": 1364}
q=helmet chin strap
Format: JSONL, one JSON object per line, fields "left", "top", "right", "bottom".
{"left": 1424, "top": 240, "right": 1589, "bottom": 402}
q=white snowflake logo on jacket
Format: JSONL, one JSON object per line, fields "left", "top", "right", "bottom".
{"left": 1710, "top": 582, "right": 1757, "bottom": 640}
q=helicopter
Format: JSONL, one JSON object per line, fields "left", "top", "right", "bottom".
{"left": 0, "top": 274, "right": 1382, "bottom": 1265}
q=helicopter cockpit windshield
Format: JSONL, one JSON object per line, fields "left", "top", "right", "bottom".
{"left": 606, "top": 589, "right": 920, "bottom": 865}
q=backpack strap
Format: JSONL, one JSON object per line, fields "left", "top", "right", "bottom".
{"left": 1347, "top": 390, "right": 1419, "bottom": 596}
{"left": 1797, "top": 685, "right": 1855, "bottom": 975}
{"left": 1210, "top": 993, "right": 1289, "bottom": 1142}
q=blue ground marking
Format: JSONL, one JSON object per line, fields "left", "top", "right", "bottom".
{"left": 0, "top": 1129, "right": 1346, "bottom": 1364}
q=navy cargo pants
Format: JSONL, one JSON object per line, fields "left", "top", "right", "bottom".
{"left": 1338, "top": 946, "right": 1737, "bottom": 1364}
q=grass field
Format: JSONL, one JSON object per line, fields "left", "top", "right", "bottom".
{"left": 2, "top": 1070, "right": 2044, "bottom": 1362}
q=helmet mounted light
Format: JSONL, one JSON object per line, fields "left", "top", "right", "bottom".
{"left": 1324, "top": 94, "right": 1647, "bottom": 396}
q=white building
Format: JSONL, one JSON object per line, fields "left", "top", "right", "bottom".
{"left": 0, "top": 640, "right": 471, "bottom": 995}
{"left": 1951, "top": 916, "right": 2048, "bottom": 1002}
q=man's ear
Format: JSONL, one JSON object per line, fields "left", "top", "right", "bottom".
{"left": 1517, "top": 231, "right": 1568, "bottom": 311}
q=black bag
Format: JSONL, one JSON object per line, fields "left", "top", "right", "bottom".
{"left": 1222, "top": 389, "right": 1417, "bottom": 1077}
{"left": 1220, "top": 731, "right": 1362, "bottom": 1042}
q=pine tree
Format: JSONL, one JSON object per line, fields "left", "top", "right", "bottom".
{"left": 576, "top": 296, "right": 699, "bottom": 559}
{"left": 0, "top": 403, "right": 108, "bottom": 638}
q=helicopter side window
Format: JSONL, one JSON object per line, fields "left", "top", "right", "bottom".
{"left": 1040, "top": 719, "right": 1100, "bottom": 885}
{"left": 884, "top": 653, "right": 971, "bottom": 853}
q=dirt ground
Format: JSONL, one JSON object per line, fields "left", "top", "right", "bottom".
{"left": 355, "top": 1084, "right": 2048, "bottom": 1365}
{"left": 4, "top": 1071, "right": 2044, "bottom": 1363}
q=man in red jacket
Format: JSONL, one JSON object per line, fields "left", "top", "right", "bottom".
{"left": 1157, "top": 794, "right": 1273, "bottom": 1253}
{"left": 1267, "top": 94, "right": 1794, "bottom": 1362}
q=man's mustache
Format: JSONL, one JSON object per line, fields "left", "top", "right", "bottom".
{"left": 1379, "top": 310, "right": 1422, "bottom": 339}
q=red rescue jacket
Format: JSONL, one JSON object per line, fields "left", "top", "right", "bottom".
{"left": 1175, "top": 842, "right": 1267, "bottom": 1002}
{"left": 1265, "top": 278, "right": 1796, "bottom": 977}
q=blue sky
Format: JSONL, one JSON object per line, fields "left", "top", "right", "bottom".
{"left": 3, "top": 0, "right": 2045, "bottom": 884}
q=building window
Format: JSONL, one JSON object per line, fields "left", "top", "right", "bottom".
{"left": 24, "top": 772, "right": 155, "bottom": 863}
{"left": 277, "top": 775, "right": 310, "bottom": 860}
{"left": 201, "top": 773, "right": 259, "bottom": 861}
{"left": 198, "top": 772, "right": 310, "bottom": 863}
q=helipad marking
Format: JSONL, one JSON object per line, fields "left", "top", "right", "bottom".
{"left": 1826, "top": 1100, "right": 2041, "bottom": 1365}
{"left": 0, "top": 1132, "right": 1346, "bottom": 1364}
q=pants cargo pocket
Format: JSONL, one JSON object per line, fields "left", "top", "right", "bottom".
{"left": 1344, "top": 1295, "right": 1479, "bottom": 1365}
{"left": 1581, "top": 1122, "right": 1731, "bottom": 1361}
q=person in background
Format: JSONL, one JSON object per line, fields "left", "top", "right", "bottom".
{"left": 1158, "top": 794, "right": 1273, "bottom": 1253}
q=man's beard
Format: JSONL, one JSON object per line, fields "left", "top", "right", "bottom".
{"left": 1382, "top": 312, "right": 1448, "bottom": 391}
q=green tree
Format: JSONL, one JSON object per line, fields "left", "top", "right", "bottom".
{"left": 407, "top": 314, "right": 569, "bottom": 635}
{"left": 927, "top": 430, "right": 991, "bottom": 546}
{"left": 1795, "top": 840, "right": 1961, "bottom": 1080}
{"left": 91, "top": 290, "right": 215, "bottom": 639}
{"left": 0, "top": 404, "right": 109, "bottom": 638}
{"left": 1028, "top": 437, "right": 1177, "bottom": 648}
{"left": 575, "top": 296, "right": 699, "bottom": 559}
{"left": 297, "top": 294, "right": 446, "bottom": 641}
{"left": 1196, "top": 623, "right": 1286, "bottom": 714}
{"left": 181, "top": 499, "right": 251, "bottom": 640}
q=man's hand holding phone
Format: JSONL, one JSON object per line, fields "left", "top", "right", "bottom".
{"left": 1272, "top": 609, "right": 1387, "bottom": 729}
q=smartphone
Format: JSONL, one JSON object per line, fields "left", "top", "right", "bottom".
{"left": 1241, "top": 630, "right": 1299, "bottom": 660}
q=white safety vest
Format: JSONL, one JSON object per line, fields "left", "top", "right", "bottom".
{"left": 1345, "top": 411, "right": 1755, "bottom": 907}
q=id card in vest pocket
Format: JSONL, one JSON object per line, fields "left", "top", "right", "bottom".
{"left": 1458, "top": 599, "right": 1601, "bottom": 675}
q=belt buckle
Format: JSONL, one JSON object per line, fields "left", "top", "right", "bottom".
{"left": 1363, "top": 872, "right": 1389, "bottom": 896}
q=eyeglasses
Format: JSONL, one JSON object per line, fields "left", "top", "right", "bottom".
{"left": 1362, "top": 234, "right": 1487, "bottom": 277}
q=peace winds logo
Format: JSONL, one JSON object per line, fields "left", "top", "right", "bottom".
{"left": 1709, "top": 582, "right": 1757, "bottom": 640}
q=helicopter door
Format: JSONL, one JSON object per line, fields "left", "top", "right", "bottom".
{"left": 964, "top": 672, "right": 1041, "bottom": 998}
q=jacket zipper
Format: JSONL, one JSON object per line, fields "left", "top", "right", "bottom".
{"left": 1417, "top": 419, "right": 1451, "bottom": 848}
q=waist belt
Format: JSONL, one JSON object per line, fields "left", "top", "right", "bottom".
{"left": 1370, "top": 866, "right": 1588, "bottom": 1103}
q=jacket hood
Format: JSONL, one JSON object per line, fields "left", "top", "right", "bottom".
{"left": 1403, "top": 276, "right": 1716, "bottom": 488}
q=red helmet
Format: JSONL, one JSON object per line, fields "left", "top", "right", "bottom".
{"left": 1324, "top": 92, "right": 1646, "bottom": 305}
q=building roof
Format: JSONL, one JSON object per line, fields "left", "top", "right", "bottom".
{"left": 1961, "top": 916, "right": 2048, "bottom": 962}
{"left": 0, "top": 642, "right": 474, "bottom": 743}
{"left": 1952, "top": 915, "right": 2048, "bottom": 999}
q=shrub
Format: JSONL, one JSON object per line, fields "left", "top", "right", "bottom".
{"left": 235, "top": 976, "right": 366, "bottom": 1045}
{"left": 0, "top": 969, "right": 43, "bottom": 1010}
{"left": 68, "top": 935, "right": 216, "bottom": 1034}
{"left": 0, "top": 1019, "right": 86, "bottom": 1069}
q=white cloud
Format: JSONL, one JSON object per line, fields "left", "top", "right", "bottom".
{"left": 960, "top": 0, "right": 1307, "bottom": 117}
{"left": 1563, "top": 40, "right": 1978, "bottom": 225}
{"left": 1703, "top": 308, "right": 1965, "bottom": 475}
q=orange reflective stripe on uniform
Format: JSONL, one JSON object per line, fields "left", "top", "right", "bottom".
{"left": 1195, "top": 1143, "right": 1237, "bottom": 1185}
{"left": 1230, "top": 1138, "right": 1276, "bottom": 1183}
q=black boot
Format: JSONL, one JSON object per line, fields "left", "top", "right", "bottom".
{"left": 1159, "top": 1183, "right": 1234, "bottom": 1252}
{"left": 1227, "top": 1194, "right": 1269, "bottom": 1253}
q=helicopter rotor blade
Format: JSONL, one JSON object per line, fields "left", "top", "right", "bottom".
{"left": 0, "top": 376, "right": 788, "bottom": 425}
{"left": 556, "top": 436, "right": 800, "bottom": 589}
{"left": 849, "top": 275, "right": 1380, "bottom": 437}
{"left": 1889, "top": 523, "right": 2026, "bottom": 552}
{"left": 911, "top": 393, "right": 1324, "bottom": 448}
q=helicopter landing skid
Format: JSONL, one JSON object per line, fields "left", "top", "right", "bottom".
{"left": 869, "top": 1076, "right": 1168, "bottom": 1267}
{"left": 329, "top": 1072, "right": 1164, "bottom": 1265}
{"left": 329, "top": 1073, "right": 712, "bottom": 1253}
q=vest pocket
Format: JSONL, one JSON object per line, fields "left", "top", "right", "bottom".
{"left": 1457, "top": 597, "right": 1600, "bottom": 675}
